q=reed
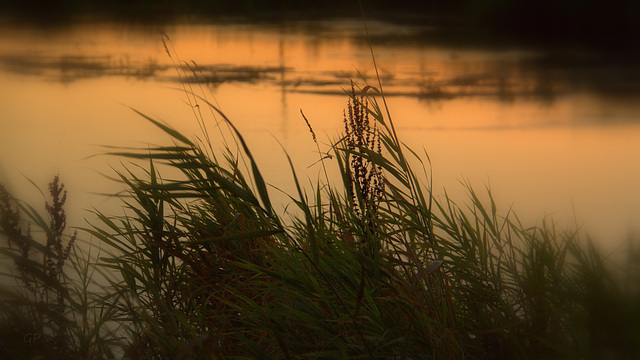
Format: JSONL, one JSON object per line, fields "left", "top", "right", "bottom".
{"left": 89, "top": 84, "right": 640, "bottom": 357}
{"left": 0, "top": 177, "right": 118, "bottom": 359}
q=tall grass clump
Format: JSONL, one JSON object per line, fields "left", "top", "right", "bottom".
{"left": 79, "top": 72, "right": 639, "bottom": 359}
{"left": 0, "top": 176, "right": 119, "bottom": 359}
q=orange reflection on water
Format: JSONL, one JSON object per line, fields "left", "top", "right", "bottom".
{"left": 1, "top": 20, "right": 640, "bottom": 250}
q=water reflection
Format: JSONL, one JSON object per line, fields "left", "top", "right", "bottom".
{"left": 3, "top": 20, "right": 639, "bottom": 106}
{"left": 0, "top": 50, "right": 605, "bottom": 107}
{"left": 0, "top": 54, "right": 162, "bottom": 82}
{"left": 1, "top": 19, "right": 639, "bottom": 248}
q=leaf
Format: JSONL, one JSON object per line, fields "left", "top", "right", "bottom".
{"left": 424, "top": 260, "right": 443, "bottom": 275}
{"left": 184, "top": 229, "right": 283, "bottom": 246}
{"left": 129, "top": 107, "right": 195, "bottom": 147}
{"left": 361, "top": 84, "right": 380, "bottom": 95}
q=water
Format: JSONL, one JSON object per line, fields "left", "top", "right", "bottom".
{"left": 1, "top": 19, "right": 639, "bottom": 252}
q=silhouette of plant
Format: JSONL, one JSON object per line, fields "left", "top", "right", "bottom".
{"left": 0, "top": 176, "right": 79, "bottom": 358}
{"left": 343, "top": 81, "right": 385, "bottom": 241}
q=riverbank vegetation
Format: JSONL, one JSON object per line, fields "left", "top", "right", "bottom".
{"left": 1, "top": 68, "right": 640, "bottom": 358}
{"left": 2, "top": 0, "right": 639, "bottom": 50}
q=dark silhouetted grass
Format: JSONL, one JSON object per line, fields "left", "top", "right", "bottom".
{"left": 0, "top": 177, "right": 119, "bottom": 359}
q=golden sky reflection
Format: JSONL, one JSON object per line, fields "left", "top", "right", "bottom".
{"left": 1, "top": 20, "right": 639, "bottom": 251}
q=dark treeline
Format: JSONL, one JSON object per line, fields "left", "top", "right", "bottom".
{"left": 1, "top": 0, "right": 639, "bottom": 48}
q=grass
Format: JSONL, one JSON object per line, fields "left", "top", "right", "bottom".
{"left": 2, "top": 37, "right": 640, "bottom": 360}
{"left": 0, "top": 177, "right": 119, "bottom": 359}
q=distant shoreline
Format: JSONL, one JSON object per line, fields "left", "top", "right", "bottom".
{"left": 1, "top": 0, "right": 639, "bottom": 51}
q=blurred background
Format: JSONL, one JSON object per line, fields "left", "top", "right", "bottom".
{"left": 2, "top": 0, "right": 639, "bottom": 48}
{"left": 1, "top": 0, "right": 639, "bottom": 253}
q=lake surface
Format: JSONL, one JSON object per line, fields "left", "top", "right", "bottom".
{"left": 1, "top": 19, "right": 639, "bottom": 252}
